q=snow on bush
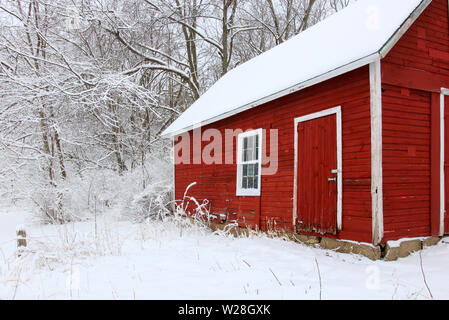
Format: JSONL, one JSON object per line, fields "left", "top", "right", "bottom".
{"left": 31, "top": 184, "right": 79, "bottom": 224}
{"left": 121, "top": 159, "right": 173, "bottom": 222}
{"left": 174, "top": 182, "right": 211, "bottom": 221}
{"left": 29, "top": 157, "right": 173, "bottom": 224}
{"left": 123, "top": 183, "right": 173, "bottom": 222}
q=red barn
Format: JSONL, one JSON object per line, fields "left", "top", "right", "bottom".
{"left": 162, "top": 0, "right": 449, "bottom": 247}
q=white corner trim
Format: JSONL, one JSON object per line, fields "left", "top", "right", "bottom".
{"left": 293, "top": 106, "right": 343, "bottom": 231}
{"left": 370, "top": 60, "right": 384, "bottom": 245}
{"left": 379, "top": 0, "right": 432, "bottom": 59}
{"left": 441, "top": 88, "right": 449, "bottom": 236}
{"left": 171, "top": 136, "right": 176, "bottom": 212}
{"left": 236, "top": 128, "right": 263, "bottom": 197}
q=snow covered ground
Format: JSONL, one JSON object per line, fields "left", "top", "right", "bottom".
{"left": 0, "top": 207, "right": 448, "bottom": 300}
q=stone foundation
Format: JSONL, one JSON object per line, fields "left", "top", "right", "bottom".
{"left": 383, "top": 237, "right": 443, "bottom": 261}
{"left": 207, "top": 221, "right": 444, "bottom": 261}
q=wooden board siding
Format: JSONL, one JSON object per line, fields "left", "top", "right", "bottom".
{"left": 175, "top": 66, "right": 372, "bottom": 243}
{"left": 381, "top": 85, "right": 432, "bottom": 241}
{"left": 381, "top": 0, "right": 449, "bottom": 241}
{"left": 297, "top": 114, "right": 338, "bottom": 235}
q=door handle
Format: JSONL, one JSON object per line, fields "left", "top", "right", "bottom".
{"left": 328, "top": 177, "right": 337, "bottom": 182}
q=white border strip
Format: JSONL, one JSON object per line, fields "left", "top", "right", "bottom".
{"left": 171, "top": 136, "right": 176, "bottom": 212}
{"left": 163, "top": 54, "right": 379, "bottom": 138}
{"left": 441, "top": 88, "right": 449, "bottom": 236}
{"left": 379, "top": 0, "right": 432, "bottom": 58}
{"left": 293, "top": 106, "right": 343, "bottom": 231}
{"left": 370, "top": 60, "right": 384, "bottom": 245}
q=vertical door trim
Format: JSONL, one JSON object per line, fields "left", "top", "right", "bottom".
{"left": 171, "top": 135, "right": 176, "bottom": 213}
{"left": 293, "top": 106, "right": 343, "bottom": 231}
{"left": 370, "top": 60, "right": 384, "bottom": 245}
{"left": 441, "top": 88, "right": 449, "bottom": 236}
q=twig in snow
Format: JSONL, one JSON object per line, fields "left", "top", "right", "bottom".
{"left": 0, "top": 248, "right": 8, "bottom": 269}
{"left": 419, "top": 251, "right": 433, "bottom": 299}
{"left": 315, "top": 257, "right": 322, "bottom": 300}
{"left": 242, "top": 259, "right": 251, "bottom": 268}
{"left": 110, "top": 282, "right": 118, "bottom": 300}
{"left": 11, "top": 266, "right": 22, "bottom": 300}
{"left": 392, "top": 281, "right": 399, "bottom": 300}
{"left": 269, "top": 268, "right": 282, "bottom": 286}
{"left": 69, "top": 257, "right": 74, "bottom": 300}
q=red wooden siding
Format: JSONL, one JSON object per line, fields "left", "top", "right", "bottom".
{"left": 175, "top": 0, "right": 449, "bottom": 245}
{"left": 381, "top": 0, "right": 449, "bottom": 241}
{"left": 297, "top": 114, "right": 338, "bottom": 235}
{"left": 381, "top": 85, "right": 432, "bottom": 240}
{"left": 175, "top": 66, "right": 372, "bottom": 243}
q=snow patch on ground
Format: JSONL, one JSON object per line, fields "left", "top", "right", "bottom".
{"left": 0, "top": 208, "right": 448, "bottom": 300}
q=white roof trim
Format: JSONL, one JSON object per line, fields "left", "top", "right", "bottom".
{"left": 165, "top": 53, "right": 380, "bottom": 137}
{"left": 162, "top": 0, "right": 430, "bottom": 138}
{"left": 379, "top": 0, "right": 432, "bottom": 58}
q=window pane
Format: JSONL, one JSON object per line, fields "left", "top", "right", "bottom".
{"left": 248, "top": 164, "right": 254, "bottom": 176}
{"left": 242, "top": 177, "right": 248, "bottom": 189}
{"left": 254, "top": 165, "right": 258, "bottom": 176}
{"left": 243, "top": 164, "right": 248, "bottom": 176}
{"left": 247, "top": 136, "right": 254, "bottom": 149}
{"left": 241, "top": 134, "right": 260, "bottom": 163}
{"left": 247, "top": 177, "right": 254, "bottom": 189}
{"left": 254, "top": 177, "right": 258, "bottom": 189}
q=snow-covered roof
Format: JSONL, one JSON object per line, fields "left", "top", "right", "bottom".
{"left": 162, "top": 0, "right": 428, "bottom": 137}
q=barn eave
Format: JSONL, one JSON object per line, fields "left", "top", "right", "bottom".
{"left": 161, "top": 0, "right": 431, "bottom": 138}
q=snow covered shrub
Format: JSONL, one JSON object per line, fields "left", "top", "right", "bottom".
{"left": 32, "top": 184, "right": 78, "bottom": 224}
{"left": 0, "top": 158, "right": 39, "bottom": 208}
{"left": 28, "top": 153, "right": 173, "bottom": 224}
{"left": 29, "top": 168, "right": 137, "bottom": 224}
{"left": 79, "top": 169, "right": 129, "bottom": 211}
{"left": 125, "top": 183, "right": 173, "bottom": 222}
{"left": 121, "top": 158, "right": 173, "bottom": 222}
{"left": 174, "top": 182, "right": 212, "bottom": 223}
{"left": 168, "top": 184, "right": 249, "bottom": 239}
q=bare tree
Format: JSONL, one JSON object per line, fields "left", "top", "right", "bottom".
{"left": 0, "top": 0, "right": 345, "bottom": 221}
{"left": 329, "top": 0, "right": 351, "bottom": 12}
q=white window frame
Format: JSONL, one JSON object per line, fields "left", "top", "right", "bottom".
{"left": 236, "top": 129, "right": 263, "bottom": 197}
